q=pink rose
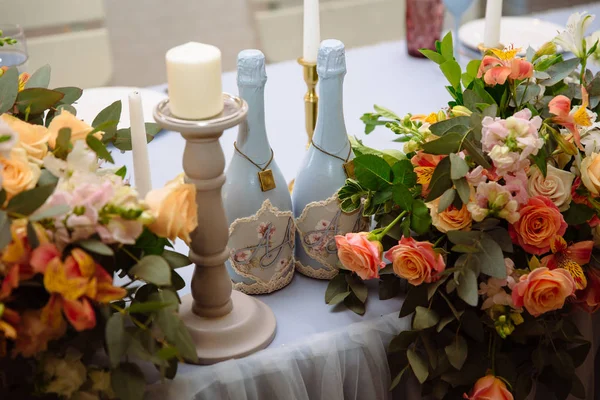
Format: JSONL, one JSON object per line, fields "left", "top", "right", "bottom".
{"left": 335, "top": 233, "right": 384, "bottom": 280}
{"left": 512, "top": 267, "right": 576, "bottom": 317}
{"left": 463, "top": 375, "right": 514, "bottom": 400}
{"left": 384, "top": 237, "right": 445, "bottom": 285}
{"left": 509, "top": 196, "right": 567, "bottom": 255}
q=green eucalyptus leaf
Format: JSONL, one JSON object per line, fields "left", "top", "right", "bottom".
{"left": 26, "top": 222, "right": 39, "bottom": 249}
{"left": 162, "top": 250, "right": 191, "bottom": 268}
{"left": 407, "top": 348, "right": 429, "bottom": 384}
{"left": 425, "top": 156, "right": 452, "bottom": 202}
{"left": 454, "top": 177, "right": 471, "bottom": 205}
{"left": 422, "top": 132, "right": 462, "bottom": 155}
{"left": 400, "top": 284, "right": 428, "bottom": 317}
{"left": 16, "top": 88, "right": 64, "bottom": 115}
{"left": 112, "top": 124, "right": 159, "bottom": 150}
{"left": 476, "top": 233, "right": 507, "bottom": 278}
{"left": 413, "top": 306, "right": 440, "bottom": 330}
{"left": 390, "top": 366, "right": 409, "bottom": 390}
{"left": 106, "top": 313, "right": 129, "bottom": 367}
{"left": 6, "top": 184, "right": 56, "bottom": 215}
{"left": 93, "top": 100, "right": 121, "bottom": 129}
{"left": 437, "top": 188, "right": 456, "bottom": 213}
{"left": 130, "top": 255, "right": 171, "bottom": 286}
{"left": 462, "top": 138, "right": 492, "bottom": 169}
{"left": 379, "top": 274, "right": 402, "bottom": 300}
{"left": 429, "top": 116, "right": 470, "bottom": 136}
{"left": 77, "top": 239, "right": 114, "bottom": 256}
{"left": 170, "top": 269, "right": 185, "bottom": 291}
{"left": 24, "top": 64, "right": 51, "bottom": 89}
{"left": 328, "top": 291, "right": 351, "bottom": 305}
{"left": 449, "top": 153, "right": 469, "bottom": 180}
{"left": 128, "top": 300, "right": 176, "bottom": 314}
{"left": 540, "top": 58, "right": 580, "bottom": 87}
{"left": 445, "top": 335, "right": 468, "bottom": 370}
{"left": 0, "top": 211, "right": 12, "bottom": 249}
{"left": 86, "top": 133, "right": 114, "bottom": 163}
{"left": 54, "top": 86, "right": 83, "bottom": 104}
{"left": 29, "top": 204, "right": 69, "bottom": 221}
{"left": 0, "top": 67, "right": 19, "bottom": 113}
{"left": 437, "top": 315, "right": 455, "bottom": 333}
{"left": 457, "top": 268, "right": 478, "bottom": 306}
{"left": 112, "top": 362, "right": 145, "bottom": 400}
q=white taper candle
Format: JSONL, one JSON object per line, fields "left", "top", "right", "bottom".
{"left": 303, "top": 0, "right": 320, "bottom": 63}
{"left": 483, "top": 0, "right": 503, "bottom": 48}
{"left": 128, "top": 91, "right": 152, "bottom": 198}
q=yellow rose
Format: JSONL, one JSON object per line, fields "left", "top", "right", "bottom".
{"left": 1, "top": 147, "right": 41, "bottom": 199}
{"left": 1, "top": 114, "right": 49, "bottom": 163}
{"left": 426, "top": 198, "right": 472, "bottom": 233}
{"left": 145, "top": 174, "right": 198, "bottom": 243}
{"left": 580, "top": 152, "right": 600, "bottom": 195}
{"left": 47, "top": 110, "right": 103, "bottom": 149}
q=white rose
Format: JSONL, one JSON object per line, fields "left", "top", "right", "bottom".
{"left": 527, "top": 164, "right": 575, "bottom": 211}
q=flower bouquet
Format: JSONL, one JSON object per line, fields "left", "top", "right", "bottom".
{"left": 327, "top": 12, "right": 600, "bottom": 399}
{"left": 0, "top": 64, "right": 198, "bottom": 399}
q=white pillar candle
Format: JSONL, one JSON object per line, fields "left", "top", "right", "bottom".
{"left": 483, "top": 0, "right": 503, "bottom": 48}
{"left": 303, "top": 0, "right": 320, "bottom": 63}
{"left": 166, "top": 42, "right": 223, "bottom": 120}
{"left": 128, "top": 91, "right": 152, "bottom": 198}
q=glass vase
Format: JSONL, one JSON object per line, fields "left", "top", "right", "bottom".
{"left": 406, "top": 0, "right": 445, "bottom": 58}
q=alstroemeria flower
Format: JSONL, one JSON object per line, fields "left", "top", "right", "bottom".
{"left": 553, "top": 12, "right": 596, "bottom": 59}
{"left": 549, "top": 86, "right": 592, "bottom": 150}
{"left": 477, "top": 48, "right": 534, "bottom": 86}
{"left": 540, "top": 236, "right": 593, "bottom": 290}
{"left": 33, "top": 246, "right": 126, "bottom": 331}
{"left": 411, "top": 152, "right": 445, "bottom": 196}
{"left": 0, "top": 304, "right": 20, "bottom": 339}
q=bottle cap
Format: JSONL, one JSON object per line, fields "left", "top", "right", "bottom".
{"left": 237, "top": 49, "right": 267, "bottom": 87}
{"left": 317, "top": 39, "right": 346, "bottom": 79}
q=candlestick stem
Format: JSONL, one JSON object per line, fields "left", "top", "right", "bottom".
{"left": 153, "top": 94, "right": 276, "bottom": 364}
{"left": 299, "top": 58, "right": 318, "bottom": 143}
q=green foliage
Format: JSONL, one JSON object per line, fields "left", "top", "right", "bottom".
{"left": 15, "top": 88, "right": 64, "bottom": 115}
{"left": 5, "top": 184, "right": 57, "bottom": 215}
{"left": 130, "top": 255, "right": 172, "bottom": 286}
{"left": 111, "top": 123, "right": 161, "bottom": 151}
{"left": 0, "top": 67, "right": 19, "bottom": 113}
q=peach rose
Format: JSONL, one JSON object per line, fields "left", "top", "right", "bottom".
{"left": 145, "top": 174, "right": 198, "bottom": 244}
{"left": 384, "top": 237, "right": 445, "bottom": 285}
{"left": 511, "top": 267, "right": 576, "bottom": 316}
{"left": 463, "top": 375, "right": 514, "bottom": 400}
{"left": 427, "top": 200, "right": 472, "bottom": 233}
{"left": 47, "top": 110, "right": 103, "bottom": 149}
{"left": 1, "top": 114, "right": 49, "bottom": 163}
{"left": 509, "top": 196, "right": 567, "bottom": 255}
{"left": 527, "top": 164, "right": 574, "bottom": 211}
{"left": 335, "top": 232, "right": 384, "bottom": 280}
{"left": 0, "top": 147, "right": 41, "bottom": 199}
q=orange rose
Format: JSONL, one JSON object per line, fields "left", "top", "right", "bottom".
{"left": 511, "top": 267, "right": 576, "bottom": 316}
{"left": 384, "top": 237, "right": 445, "bottom": 285}
{"left": 1, "top": 114, "right": 49, "bottom": 162}
{"left": 335, "top": 232, "right": 384, "bottom": 280}
{"left": 145, "top": 174, "right": 198, "bottom": 244}
{"left": 427, "top": 200, "right": 472, "bottom": 233}
{"left": 463, "top": 375, "right": 514, "bottom": 400}
{"left": 509, "top": 196, "right": 567, "bottom": 255}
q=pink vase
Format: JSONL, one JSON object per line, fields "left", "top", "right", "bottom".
{"left": 406, "top": 0, "right": 445, "bottom": 58}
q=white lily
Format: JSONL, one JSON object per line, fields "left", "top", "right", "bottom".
{"left": 553, "top": 12, "right": 596, "bottom": 58}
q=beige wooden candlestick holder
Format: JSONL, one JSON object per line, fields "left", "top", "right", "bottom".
{"left": 153, "top": 94, "right": 276, "bottom": 364}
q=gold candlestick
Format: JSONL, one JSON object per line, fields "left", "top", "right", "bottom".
{"left": 298, "top": 57, "right": 318, "bottom": 142}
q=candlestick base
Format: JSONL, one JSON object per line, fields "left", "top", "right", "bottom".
{"left": 179, "top": 291, "right": 276, "bottom": 364}
{"left": 153, "top": 95, "right": 276, "bottom": 364}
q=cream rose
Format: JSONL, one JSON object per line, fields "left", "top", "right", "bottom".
{"left": 47, "top": 110, "right": 103, "bottom": 149}
{"left": 1, "top": 114, "right": 49, "bottom": 163}
{"left": 527, "top": 164, "right": 575, "bottom": 211}
{"left": 426, "top": 198, "right": 472, "bottom": 233}
{"left": 580, "top": 152, "right": 600, "bottom": 195}
{"left": 0, "top": 147, "right": 41, "bottom": 199}
{"left": 145, "top": 174, "right": 198, "bottom": 243}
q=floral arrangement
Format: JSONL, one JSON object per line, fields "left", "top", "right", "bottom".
{"left": 327, "top": 12, "right": 600, "bottom": 400}
{"left": 0, "top": 64, "right": 199, "bottom": 400}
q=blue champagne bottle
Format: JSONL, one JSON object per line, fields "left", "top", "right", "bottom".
{"left": 292, "top": 39, "right": 368, "bottom": 280}
{"left": 223, "top": 49, "right": 295, "bottom": 294}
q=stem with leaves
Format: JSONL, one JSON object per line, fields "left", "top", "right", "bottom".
{"left": 373, "top": 210, "right": 407, "bottom": 241}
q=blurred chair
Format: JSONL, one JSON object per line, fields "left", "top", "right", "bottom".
{"left": 1, "top": 0, "right": 112, "bottom": 88}
{"left": 252, "top": 0, "right": 480, "bottom": 63}
{"left": 103, "top": 0, "right": 259, "bottom": 86}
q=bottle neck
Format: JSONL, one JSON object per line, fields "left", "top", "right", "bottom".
{"left": 236, "top": 84, "right": 271, "bottom": 165}
{"left": 312, "top": 74, "right": 348, "bottom": 155}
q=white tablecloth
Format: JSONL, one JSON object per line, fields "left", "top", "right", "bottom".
{"left": 104, "top": 4, "right": 600, "bottom": 399}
